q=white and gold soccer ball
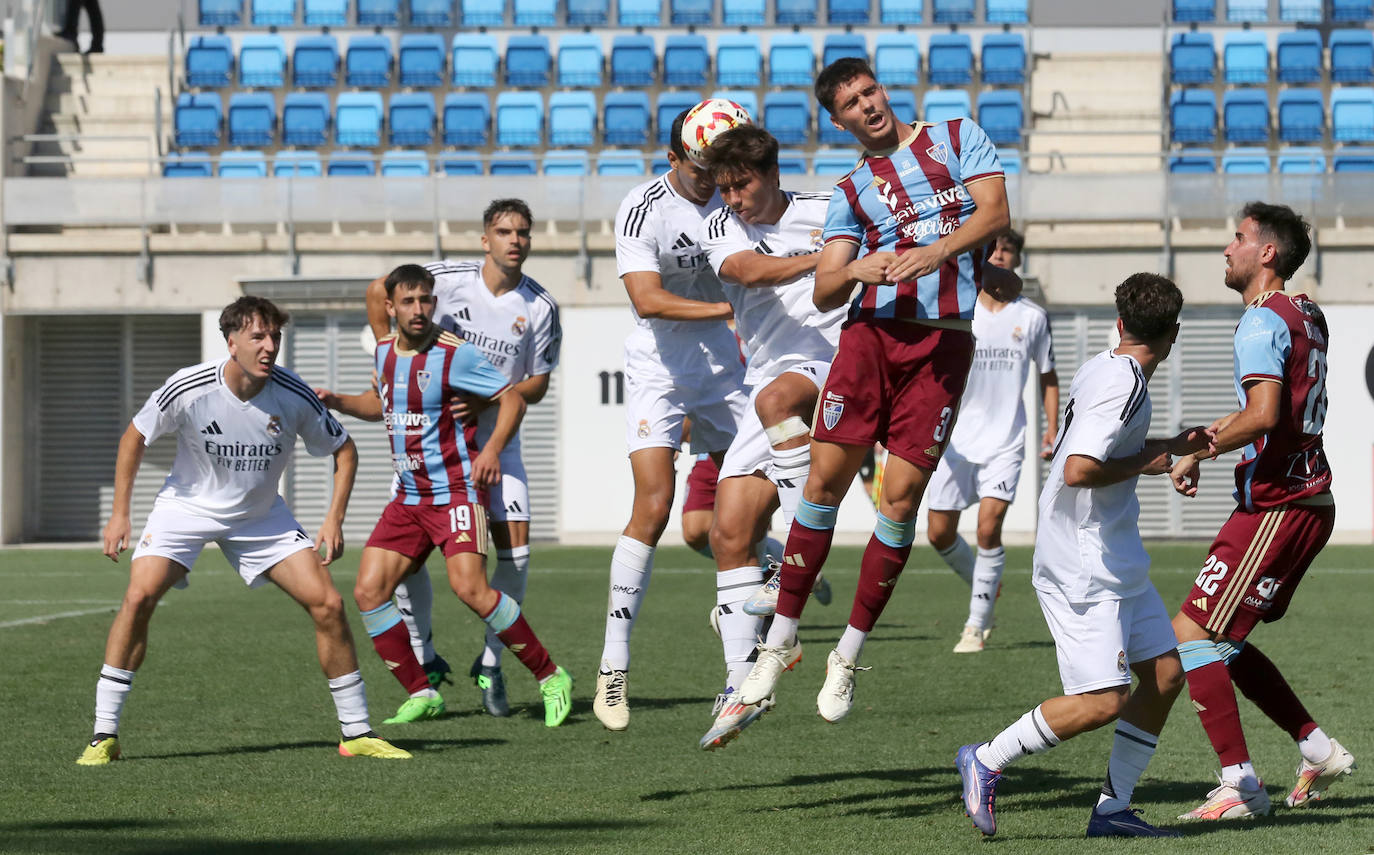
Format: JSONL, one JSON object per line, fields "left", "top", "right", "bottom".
{"left": 680, "top": 98, "right": 753, "bottom": 165}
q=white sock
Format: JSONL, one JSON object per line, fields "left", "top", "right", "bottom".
{"left": 755, "top": 536, "right": 785, "bottom": 567}
{"left": 764, "top": 614, "right": 799, "bottom": 647}
{"left": 1222, "top": 761, "right": 1260, "bottom": 790}
{"left": 327, "top": 670, "right": 372, "bottom": 738}
{"left": 600, "top": 535, "right": 654, "bottom": 672}
{"left": 482, "top": 545, "right": 530, "bottom": 667}
{"left": 938, "top": 536, "right": 975, "bottom": 586}
{"left": 1096, "top": 720, "right": 1159, "bottom": 814}
{"left": 93, "top": 664, "right": 135, "bottom": 736}
{"left": 1299, "top": 727, "right": 1333, "bottom": 764}
{"left": 408, "top": 686, "right": 439, "bottom": 700}
{"left": 394, "top": 565, "right": 436, "bottom": 665}
{"left": 978, "top": 704, "right": 1061, "bottom": 771}
{"left": 967, "top": 546, "right": 1005, "bottom": 630}
{"left": 835, "top": 625, "right": 868, "bottom": 663}
{"left": 770, "top": 443, "right": 810, "bottom": 532}
{"left": 716, "top": 566, "right": 766, "bottom": 689}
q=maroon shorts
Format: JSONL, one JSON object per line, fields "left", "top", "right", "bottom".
{"left": 1178, "top": 501, "right": 1335, "bottom": 641}
{"left": 682, "top": 455, "right": 719, "bottom": 513}
{"left": 811, "top": 318, "right": 975, "bottom": 471}
{"left": 365, "top": 498, "right": 490, "bottom": 560}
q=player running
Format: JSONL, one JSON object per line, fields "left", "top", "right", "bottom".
{"left": 364, "top": 199, "right": 562, "bottom": 719}
{"left": 926, "top": 229, "right": 1059, "bottom": 653}
{"left": 322, "top": 264, "right": 572, "bottom": 728}
{"left": 739, "top": 57, "right": 1010, "bottom": 722}
{"left": 1166, "top": 203, "right": 1355, "bottom": 820}
{"left": 78, "top": 297, "right": 409, "bottom": 765}
{"left": 956, "top": 273, "right": 1214, "bottom": 838}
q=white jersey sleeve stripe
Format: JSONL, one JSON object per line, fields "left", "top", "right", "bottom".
{"left": 270, "top": 370, "right": 329, "bottom": 415}
{"left": 623, "top": 182, "right": 668, "bottom": 238}
{"left": 156, "top": 368, "right": 218, "bottom": 411}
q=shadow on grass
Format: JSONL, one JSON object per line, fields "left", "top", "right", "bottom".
{"left": 642, "top": 765, "right": 954, "bottom": 816}
{"left": 0, "top": 818, "right": 194, "bottom": 832}
{"left": 137, "top": 736, "right": 508, "bottom": 760}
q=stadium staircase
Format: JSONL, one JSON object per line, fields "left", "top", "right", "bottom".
{"left": 31, "top": 53, "right": 168, "bottom": 177}
{"left": 1029, "top": 51, "right": 1165, "bottom": 173}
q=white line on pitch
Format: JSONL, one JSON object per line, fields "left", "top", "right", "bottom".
{"left": 0, "top": 607, "right": 117, "bottom": 629}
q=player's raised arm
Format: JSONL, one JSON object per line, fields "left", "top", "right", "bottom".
{"left": 813, "top": 240, "right": 895, "bottom": 312}
{"left": 316, "top": 387, "right": 384, "bottom": 422}
{"left": 717, "top": 250, "right": 818, "bottom": 288}
{"left": 101, "top": 423, "right": 148, "bottom": 561}
{"left": 622, "top": 271, "right": 734, "bottom": 321}
{"left": 884, "top": 177, "right": 1011, "bottom": 284}
{"left": 364, "top": 274, "right": 391, "bottom": 343}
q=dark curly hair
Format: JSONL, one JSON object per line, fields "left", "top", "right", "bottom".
{"left": 1240, "top": 201, "right": 1312, "bottom": 281}
{"left": 1115, "top": 273, "right": 1183, "bottom": 342}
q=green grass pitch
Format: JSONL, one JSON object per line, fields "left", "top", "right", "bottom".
{"left": 1, "top": 543, "right": 1371, "bottom": 854}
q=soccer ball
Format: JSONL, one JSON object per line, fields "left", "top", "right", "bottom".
{"left": 681, "top": 98, "right": 753, "bottom": 165}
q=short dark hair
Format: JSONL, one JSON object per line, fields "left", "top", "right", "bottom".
{"left": 815, "top": 57, "right": 877, "bottom": 115}
{"left": 700, "top": 124, "right": 779, "bottom": 180}
{"left": 669, "top": 109, "right": 691, "bottom": 160}
{"left": 997, "top": 228, "right": 1025, "bottom": 257}
{"left": 1240, "top": 201, "right": 1312, "bottom": 280}
{"left": 384, "top": 263, "right": 435, "bottom": 299}
{"left": 1115, "top": 273, "right": 1184, "bottom": 342}
{"left": 219, "top": 296, "right": 288, "bottom": 340}
{"left": 483, "top": 198, "right": 533, "bottom": 230}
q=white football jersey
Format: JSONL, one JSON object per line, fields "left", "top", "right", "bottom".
{"left": 949, "top": 296, "right": 1055, "bottom": 463}
{"left": 1033, "top": 350, "right": 1152, "bottom": 603}
{"left": 699, "top": 191, "right": 846, "bottom": 385}
{"left": 132, "top": 360, "right": 348, "bottom": 522}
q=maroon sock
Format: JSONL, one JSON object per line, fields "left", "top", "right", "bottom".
{"left": 775, "top": 522, "right": 834, "bottom": 620}
{"left": 495, "top": 614, "right": 556, "bottom": 681}
{"left": 371, "top": 621, "right": 430, "bottom": 694}
{"left": 1185, "top": 659, "right": 1251, "bottom": 766}
{"left": 1230, "top": 643, "right": 1317, "bottom": 742}
{"left": 847, "top": 535, "right": 911, "bottom": 632}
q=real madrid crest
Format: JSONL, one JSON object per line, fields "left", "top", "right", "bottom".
{"left": 265, "top": 415, "right": 282, "bottom": 438}
{"left": 512, "top": 316, "right": 527, "bottom": 336}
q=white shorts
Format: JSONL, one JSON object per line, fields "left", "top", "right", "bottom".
{"left": 623, "top": 329, "right": 749, "bottom": 455}
{"left": 926, "top": 444, "right": 1024, "bottom": 511}
{"left": 474, "top": 427, "right": 529, "bottom": 523}
{"left": 131, "top": 497, "right": 316, "bottom": 589}
{"left": 1035, "top": 584, "right": 1178, "bottom": 695}
{"left": 720, "top": 361, "right": 831, "bottom": 480}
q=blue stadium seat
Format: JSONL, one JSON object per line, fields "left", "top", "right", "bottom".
{"left": 1279, "top": 0, "right": 1321, "bottom": 20}
{"left": 1223, "top": 89, "right": 1269, "bottom": 142}
{"left": 514, "top": 0, "right": 557, "bottom": 25}
{"left": 1331, "top": 30, "right": 1374, "bottom": 83}
{"left": 776, "top": 0, "right": 816, "bottom": 24}
{"left": 558, "top": 34, "right": 603, "bottom": 88}
{"left": 672, "top": 0, "right": 713, "bottom": 24}
{"left": 1168, "top": 150, "right": 1217, "bottom": 173}
{"left": 604, "top": 92, "right": 652, "bottom": 145}
{"left": 506, "top": 35, "right": 551, "bottom": 87}
{"left": 219, "top": 150, "right": 268, "bottom": 178}
{"left": 712, "top": 88, "right": 758, "bottom": 119}
{"left": 664, "top": 35, "right": 709, "bottom": 86}
{"left": 544, "top": 150, "right": 590, "bottom": 175}
{"left": 411, "top": 0, "right": 452, "bottom": 24}
{"left": 199, "top": 0, "right": 243, "bottom": 26}
{"left": 228, "top": 92, "right": 276, "bottom": 146}
{"left": 1332, "top": 87, "right": 1374, "bottom": 141}
{"left": 549, "top": 91, "right": 597, "bottom": 146}
{"left": 981, "top": 33, "right": 1027, "bottom": 85}
{"left": 823, "top": 33, "right": 868, "bottom": 68}
{"left": 874, "top": 33, "right": 920, "bottom": 86}
{"left": 770, "top": 33, "right": 815, "bottom": 87}
{"left": 282, "top": 92, "right": 331, "bottom": 145}
{"left": 273, "top": 151, "right": 322, "bottom": 176}
{"left": 495, "top": 91, "right": 545, "bottom": 146}
{"left": 336, "top": 92, "right": 384, "bottom": 146}
{"left": 174, "top": 92, "right": 222, "bottom": 147}
{"left": 251, "top": 0, "right": 295, "bottom": 27}
{"left": 618, "top": 0, "right": 662, "bottom": 26}
{"left": 922, "top": 89, "right": 972, "bottom": 122}
{"left": 1170, "top": 32, "right": 1215, "bottom": 84}
{"left": 879, "top": 0, "right": 921, "bottom": 22}
{"left": 598, "top": 150, "right": 648, "bottom": 175}
{"left": 1276, "top": 31, "right": 1322, "bottom": 83}
{"left": 1173, "top": 0, "right": 1216, "bottom": 21}
{"left": 328, "top": 151, "right": 375, "bottom": 176}
{"left": 1333, "top": 0, "right": 1374, "bottom": 20}
{"left": 346, "top": 34, "right": 392, "bottom": 88}
{"left": 389, "top": 92, "right": 436, "bottom": 146}
{"left": 928, "top": 33, "right": 973, "bottom": 85}
{"left": 817, "top": 104, "right": 848, "bottom": 144}
{"left": 814, "top": 148, "right": 857, "bottom": 175}
{"left": 440, "top": 155, "right": 484, "bottom": 175}
{"left": 986, "top": 0, "right": 1028, "bottom": 22}
{"left": 651, "top": 156, "right": 671, "bottom": 172}
{"left": 292, "top": 35, "right": 338, "bottom": 88}
{"left": 239, "top": 34, "right": 286, "bottom": 88}
{"left": 381, "top": 151, "right": 430, "bottom": 177}
{"left": 463, "top": 0, "right": 503, "bottom": 25}
{"left": 491, "top": 152, "right": 539, "bottom": 175}
{"left": 1278, "top": 147, "right": 1326, "bottom": 172}
{"left": 977, "top": 90, "right": 1022, "bottom": 145}
{"left": 451, "top": 34, "right": 498, "bottom": 87}
{"left": 657, "top": 91, "right": 702, "bottom": 144}
{"left": 778, "top": 149, "right": 807, "bottom": 174}
{"left": 722, "top": 0, "right": 765, "bottom": 24}
{"left": 186, "top": 35, "right": 233, "bottom": 89}
{"left": 1223, "top": 32, "right": 1268, "bottom": 84}
{"left": 163, "top": 152, "right": 214, "bottom": 177}
{"left": 399, "top": 34, "right": 445, "bottom": 88}
{"left": 443, "top": 92, "right": 489, "bottom": 146}
{"left": 828, "top": 0, "right": 871, "bottom": 24}
{"left": 1334, "top": 147, "right": 1374, "bottom": 170}
{"left": 1279, "top": 88, "right": 1324, "bottom": 142}
{"left": 611, "top": 34, "right": 656, "bottom": 87}
{"left": 997, "top": 147, "right": 1021, "bottom": 174}
{"left": 763, "top": 91, "right": 812, "bottom": 144}
{"left": 933, "top": 0, "right": 974, "bottom": 22}
{"left": 1227, "top": 0, "right": 1267, "bottom": 20}
{"left": 887, "top": 88, "right": 916, "bottom": 123}
{"left": 1221, "top": 147, "right": 1269, "bottom": 173}
{"left": 568, "top": 0, "right": 610, "bottom": 25}
{"left": 716, "top": 33, "right": 762, "bottom": 87}
{"left": 1170, "top": 89, "right": 1217, "bottom": 143}
{"left": 303, "top": 0, "right": 347, "bottom": 25}
{"left": 357, "top": 0, "right": 400, "bottom": 24}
